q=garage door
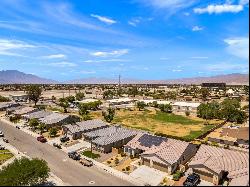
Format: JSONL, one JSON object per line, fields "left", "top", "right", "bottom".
{"left": 193, "top": 169, "right": 214, "bottom": 183}
{"left": 142, "top": 158, "right": 150, "bottom": 167}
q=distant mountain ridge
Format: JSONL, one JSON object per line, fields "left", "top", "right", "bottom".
{"left": 67, "top": 73, "right": 249, "bottom": 85}
{"left": 0, "top": 70, "right": 57, "bottom": 84}
{"left": 0, "top": 70, "right": 248, "bottom": 85}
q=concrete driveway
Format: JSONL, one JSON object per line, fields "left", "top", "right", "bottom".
{"left": 129, "top": 165, "right": 167, "bottom": 186}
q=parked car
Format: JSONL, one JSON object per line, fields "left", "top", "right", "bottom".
{"left": 0, "top": 131, "right": 4, "bottom": 137}
{"left": 3, "top": 138, "right": 9, "bottom": 143}
{"left": 68, "top": 151, "right": 81, "bottom": 160}
{"left": 60, "top": 135, "right": 70, "bottom": 143}
{"left": 0, "top": 145, "right": 5, "bottom": 150}
{"left": 53, "top": 143, "right": 62, "bottom": 149}
{"left": 183, "top": 173, "right": 200, "bottom": 186}
{"left": 37, "top": 136, "right": 47, "bottom": 143}
{"left": 79, "top": 158, "right": 93, "bottom": 167}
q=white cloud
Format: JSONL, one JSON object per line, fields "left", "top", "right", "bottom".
{"left": 84, "top": 59, "right": 130, "bottom": 63}
{"left": 194, "top": 4, "right": 244, "bottom": 14}
{"left": 206, "top": 62, "right": 248, "bottom": 72}
{"left": 224, "top": 37, "right": 249, "bottom": 60}
{"left": 80, "top": 70, "right": 96, "bottom": 74}
{"left": 48, "top": 61, "right": 77, "bottom": 67}
{"left": 140, "top": 0, "right": 198, "bottom": 9}
{"left": 90, "top": 49, "right": 129, "bottom": 57}
{"left": 128, "top": 21, "right": 138, "bottom": 27}
{"left": 239, "top": 0, "right": 249, "bottom": 5}
{"left": 191, "top": 56, "right": 208, "bottom": 59}
{"left": 0, "top": 39, "right": 35, "bottom": 56}
{"left": 160, "top": 57, "right": 170, "bottom": 60}
{"left": 172, "top": 69, "right": 182, "bottom": 72}
{"left": 91, "top": 14, "right": 116, "bottom": 25}
{"left": 192, "top": 26, "right": 203, "bottom": 31}
{"left": 42, "top": 54, "right": 66, "bottom": 59}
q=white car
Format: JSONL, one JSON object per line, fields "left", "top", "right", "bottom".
{"left": 0, "top": 131, "right": 4, "bottom": 137}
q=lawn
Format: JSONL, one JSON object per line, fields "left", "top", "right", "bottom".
{"left": 91, "top": 109, "right": 221, "bottom": 141}
{"left": 82, "top": 151, "right": 100, "bottom": 159}
{"left": 0, "top": 150, "right": 14, "bottom": 165}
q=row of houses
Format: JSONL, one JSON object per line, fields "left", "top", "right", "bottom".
{"left": 4, "top": 104, "right": 81, "bottom": 128}
{"left": 62, "top": 119, "right": 249, "bottom": 185}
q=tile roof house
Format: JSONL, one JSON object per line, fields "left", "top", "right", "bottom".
{"left": 23, "top": 110, "right": 53, "bottom": 120}
{"left": 13, "top": 107, "right": 39, "bottom": 116}
{"left": 83, "top": 125, "right": 139, "bottom": 153}
{"left": 188, "top": 144, "right": 249, "bottom": 185}
{"left": 124, "top": 133, "right": 198, "bottom": 174}
{"left": 39, "top": 113, "right": 80, "bottom": 128}
{"left": 208, "top": 126, "right": 249, "bottom": 147}
{"left": 0, "top": 102, "right": 20, "bottom": 111}
{"left": 171, "top": 101, "right": 200, "bottom": 114}
{"left": 62, "top": 119, "right": 109, "bottom": 139}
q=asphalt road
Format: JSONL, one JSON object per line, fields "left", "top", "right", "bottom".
{"left": 0, "top": 120, "right": 134, "bottom": 186}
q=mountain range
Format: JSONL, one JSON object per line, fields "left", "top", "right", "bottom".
{"left": 0, "top": 70, "right": 249, "bottom": 85}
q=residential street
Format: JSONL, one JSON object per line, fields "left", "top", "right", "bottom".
{"left": 0, "top": 120, "right": 134, "bottom": 186}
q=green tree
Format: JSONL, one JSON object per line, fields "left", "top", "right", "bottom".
{"left": 200, "top": 88, "right": 210, "bottom": 101}
{"left": 102, "top": 108, "right": 115, "bottom": 123}
{"left": 137, "top": 101, "right": 146, "bottom": 111}
{"left": 158, "top": 104, "right": 172, "bottom": 113}
{"left": 103, "top": 90, "right": 114, "bottom": 99}
{"left": 51, "top": 95, "right": 56, "bottom": 102}
{"left": 49, "top": 127, "right": 58, "bottom": 137}
{"left": 37, "top": 123, "right": 47, "bottom": 134}
{"left": 78, "top": 103, "right": 89, "bottom": 116}
{"left": 29, "top": 118, "right": 39, "bottom": 130}
{"left": 75, "top": 92, "right": 85, "bottom": 101}
{"left": 26, "top": 85, "right": 42, "bottom": 106}
{"left": 65, "top": 95, "right": 75, "bottom": 103}
{"left": 0, "top": 157, "right": 50, "bottom": 186}
{"left": 0, "top": 95, "right": 10, "bottom": 102}
{"left": 59, "top": 98, "right": 69, "bottom": 113}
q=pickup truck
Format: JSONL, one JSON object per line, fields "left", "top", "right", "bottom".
{"left": 79, "top": 158, "right": 93, "bottom": 167}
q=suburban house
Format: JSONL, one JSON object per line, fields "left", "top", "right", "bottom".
{"left": 62, "top": 119, "right": 109, "bottom": 140}
{"left": 9, "top": 94, "right": 29, "bottom": 102}
{"left": 13, "top": 106, "right": 39, "bottom": 116}
{"left": 188, "top": 144, "right": 249, "bottom": 185}
{"left": 39, "top": 113, "right": 80, "bottom": 128}
{"left": 0, "top": 102, "right": 20, "bottom": 111}
{"left": 23, "top": 110, "right": 53, "bottom": 121}
{"left": 83, "top": 125, "right": 138, "bottom": 153}
{"left": 171, "top": 101, "right": 201, "bottom": 114}
{"left": 124, "top": 133, "right": 198, "bottom": 174}
{"left": 208, "top": 126, "right": 249, "bottom": 147}
{"left": 104, "top": 98, "right": 135, "bottom": 109}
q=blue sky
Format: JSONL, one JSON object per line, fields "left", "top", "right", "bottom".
{"left": 0, "top": 0, "right": 249, "bottom": 81}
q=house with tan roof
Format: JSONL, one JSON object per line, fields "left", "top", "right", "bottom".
{"left": 124, "top": 133, "right": 198, "bottom": 174}
{"left": 188, "top": 144, "right": 249, "bottom": 185}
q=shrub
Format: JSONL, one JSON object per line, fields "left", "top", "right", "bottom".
{"left": 9, "top": 115, "right": 21, "bottom": 123}
{"left": 185, "top": 111, "right": 190, "bottom": 116}
{"left": 122, "top": 168, "right": 126, "bottom": 171}
{"left": 125, "top": 166, "right": 130, "bottom": 171}
{"left": 107, "top": 161, "right": 111, "bottom": 164}
{"left": 173, "top": 170, "right": 183, "bottom": 181}
{"left": 115, "top": 158, "right": 119, "bottom": 165}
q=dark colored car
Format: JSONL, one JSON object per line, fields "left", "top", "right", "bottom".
{"left": 0, "top": 146, "right": 5, "bottom": 150}
{"left": 183, "top": 173, "right": 200, "bottom": 186}
{"left": 16, "top": 126, "right": 20, "bottom": 129}
{"left": 68, "top": 151, "right": 81, "bottom": 160}
{"left": 3, "top": 138, "right": 9, "bottom": 143}
{"left": 79, "top": 158, "right": 93, "bottom": 167}
{"left": 37, "top": 136, "right": 47, "bottom": 143}
{"left": 60, "top": 135, "right": 70, "bottom": 143}
{"left": 53, "top": 143, "right": 62, "bottom": 149}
